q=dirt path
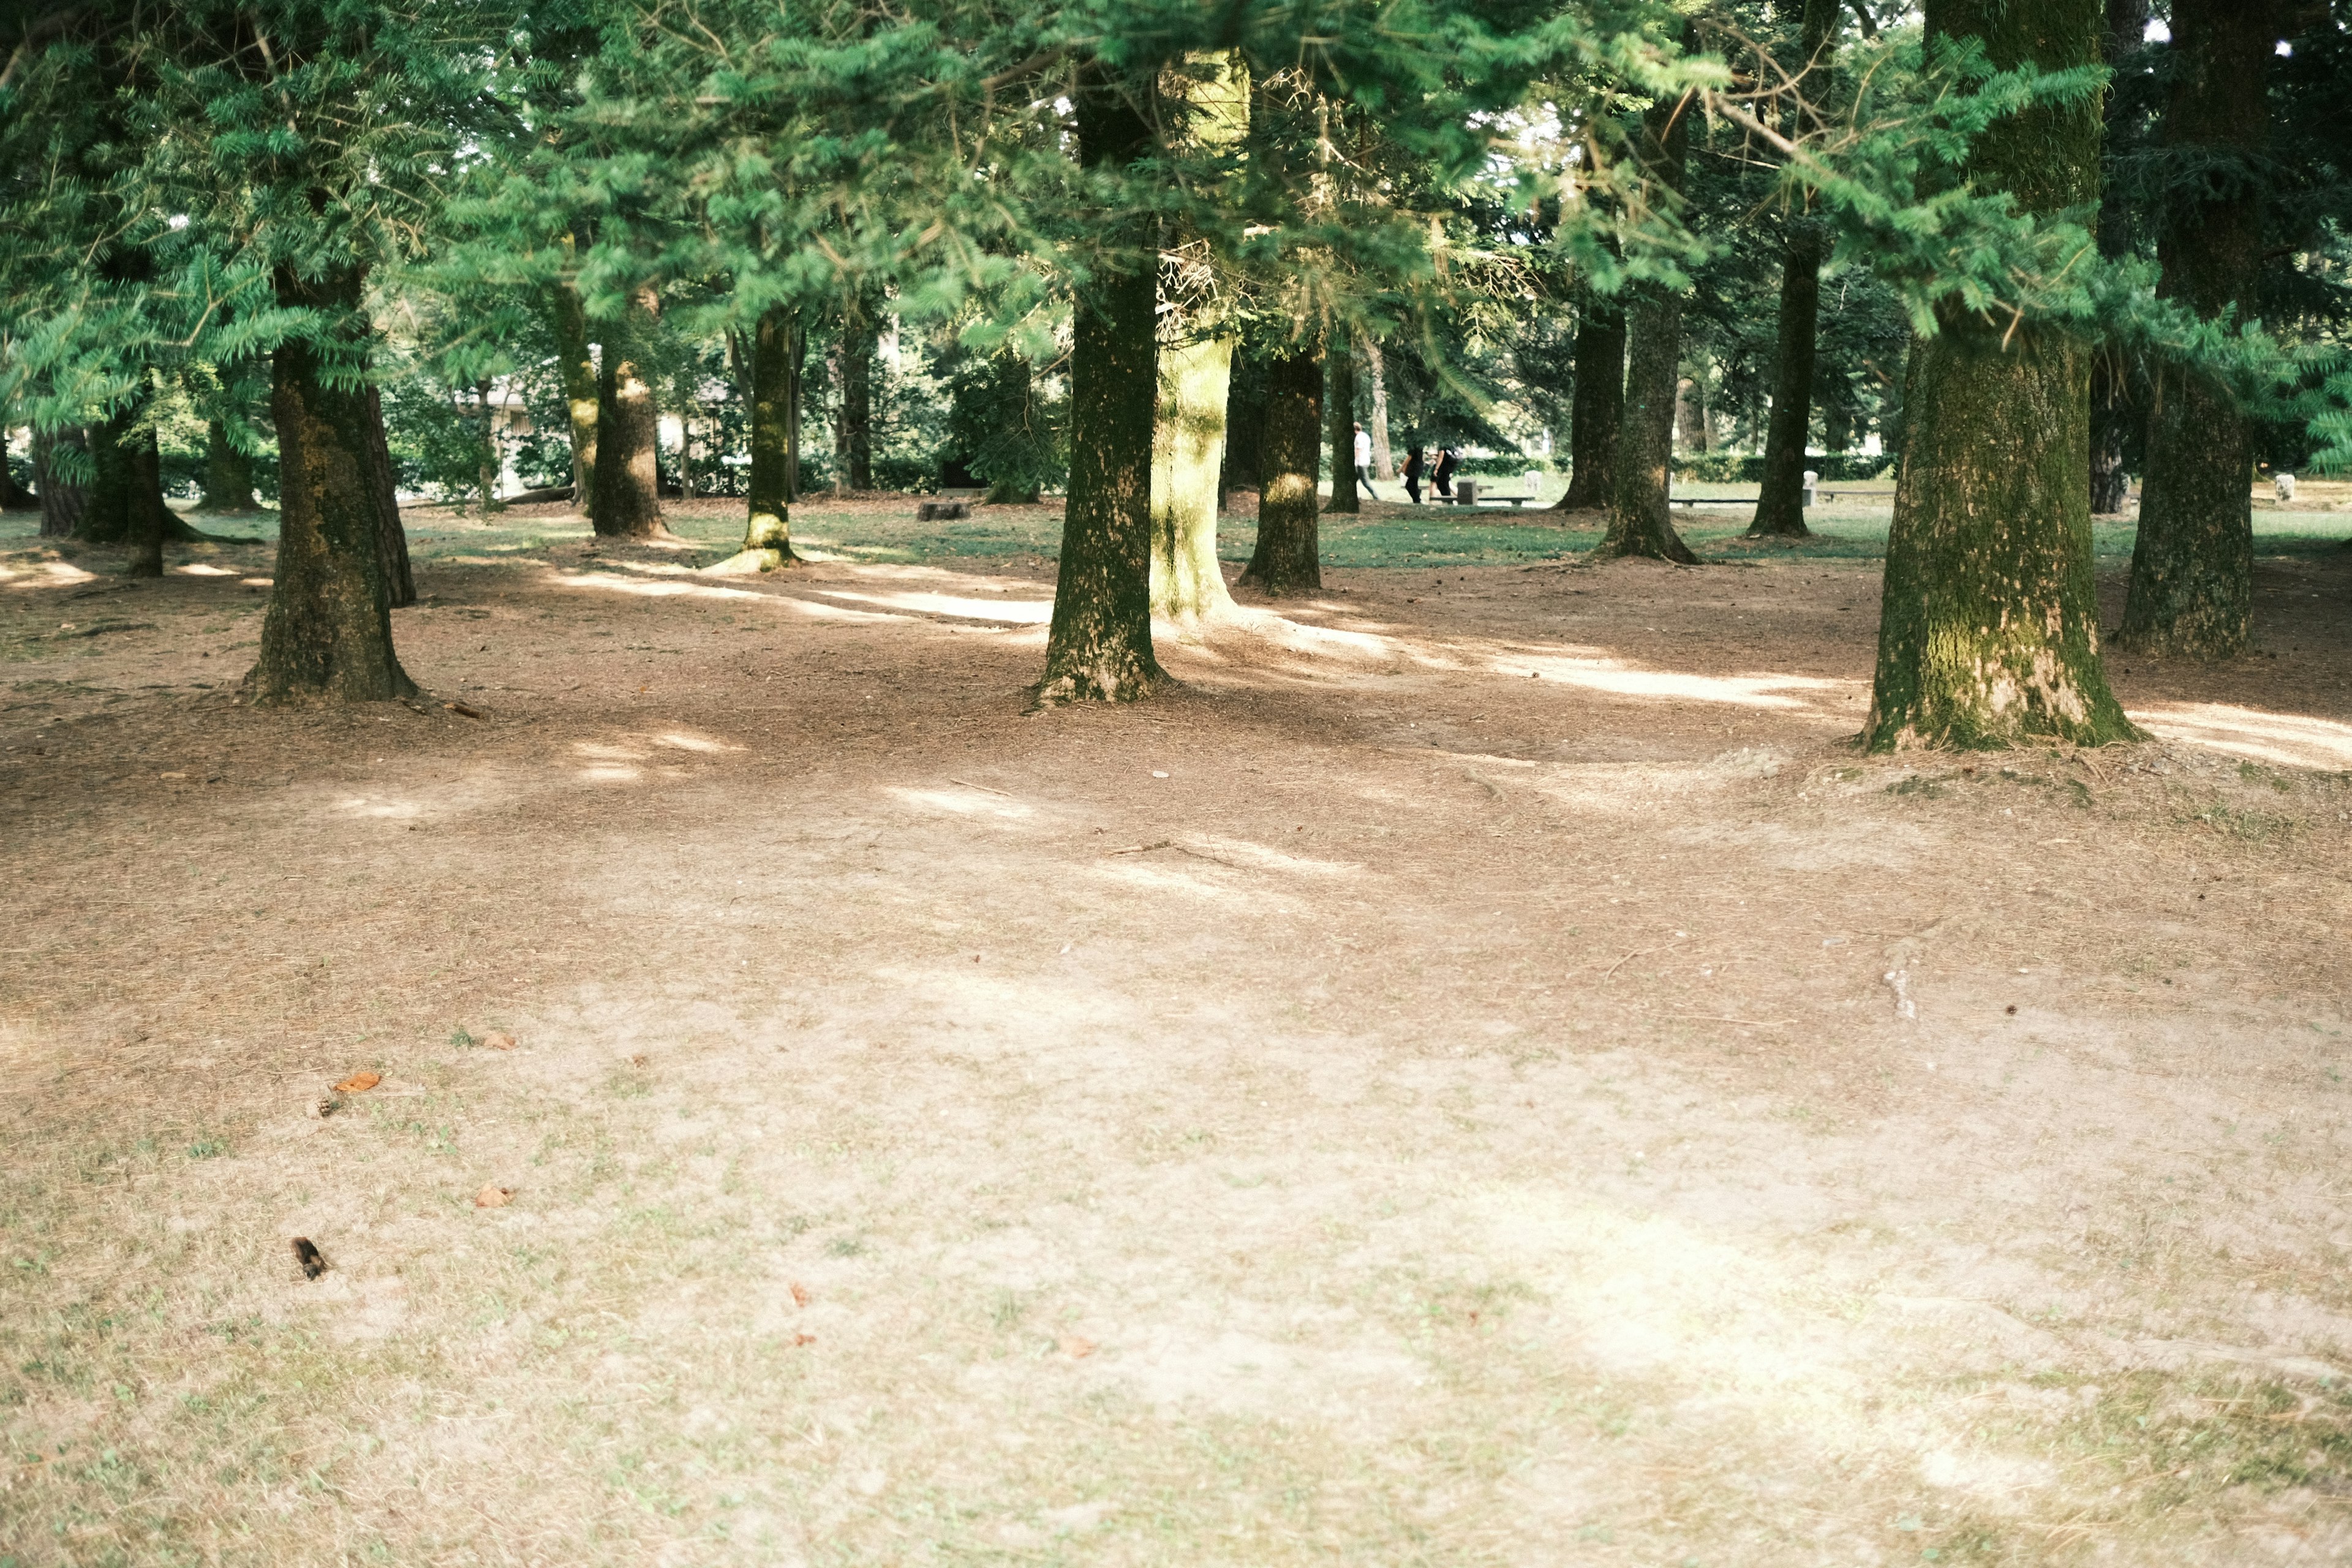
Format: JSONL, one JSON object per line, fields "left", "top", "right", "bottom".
{"left": 4, "top": 511, "right": 2352, "bottom": 1565}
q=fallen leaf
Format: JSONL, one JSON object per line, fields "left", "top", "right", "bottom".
{"left": 292, "top": 1237, "right": 327, "bottom": 1280}
{"left": 628, "top": 1053, "right": 647, "bottom": 1068}
{"left": 445, "top": 701, "right": 483, "bottom": 719}
{"left": 790, "top": 1281, "right": 811, "bottom": 1308}
{"left": 333, "top": 1070, "right": 381, "bottom": 1094}
{"left": 314, "top": 1094, "right": 345, "bottom": 1119}
{"left": 794, "top": 1332, "right": 816, "bottom": 1346}
{"left": 159, "top": 771, "right": 187, "bottom": 780}
{"left": 475, "top": 1184, "right": 514, "bottom": 1208}
{"left": 1057, "top": 1336, "right": 1096, "bottom": 1360}
{"left": 482, "top": 1031, "right": 516, "bottom": 1051}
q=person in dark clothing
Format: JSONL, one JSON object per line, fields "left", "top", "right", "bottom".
{"left": 1432, "top": 446, "right": 1458, "bottom": 500}
{"left": 1402, "top": 445, "right": 1426, "bottom": 505}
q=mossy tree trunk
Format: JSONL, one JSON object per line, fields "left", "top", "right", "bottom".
{"left": 2116, "top": 0, "right": 2277, "bottom": 660}
{"left": 590, "top": 284, "right": 667, "bottom": 538}
{"left": 249, "top": 267, "right": 415, "bottom": 703}
{"left": 1325, "top": 341, "right": 1359, "bottom": 514}
{"left": 1748, "top": 0, "right": 1839, "bottom": 540}
{"left": 1238, "top": 343, "right": 1324, "bottom": 595}
{"left": 34, "top": 428, "right": 85, "bottom": 538}
{"left": 1150, "top": 334, "right": 1239, "bottom": 622}
{"left": 196, "top": 420, "right": 258, "bottom": 512}
{"left": 1556, "top": 303, "right": 1624, "bottom": 509}
{"left": 1036, "top": 66, "right": 1166, "bottom": 705}
{"left": 711, "top": 306, "right": 801, "bottom": 573}
{"left": 1864, "top": 0, "right": 2137, "bottom": 749}
{"left": 1596, "top": 92, "right": 1697, "bottom": 565}
{"left": 549, "top": 264, "right": 598, "bottom": 513}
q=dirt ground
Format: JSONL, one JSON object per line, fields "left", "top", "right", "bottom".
{"left": 4, "top": 494, "right": 2352, "bottom": 1567}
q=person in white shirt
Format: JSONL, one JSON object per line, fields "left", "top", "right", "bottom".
{"left": 1352, "top": 424, "right": 1380, "bottom": 500}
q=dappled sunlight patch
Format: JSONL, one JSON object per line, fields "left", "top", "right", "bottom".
{"left": 1087, "top": 859, "right": 1235, "bottom": 899}
{"left": 578, "top": 765, "right": 643, "bottom": 783}
{"left": 0, "top": 558, "right": 98, "bottom": 587}
{"left": 650, "top": 731, "right": 743, "bottom": 755}
{"left": 605, "top": 559, "right": 699, "bottom": 578}
{"left": 2129, "top": 702, "right": 2352, "bottom": 771}
{"left": 543, "top": 569, "right": 763, "bottom": 603}
{"left": 175, "top": 563, "right": 236, "bottom": 576}
{"left": 813, "top": 587, "right": 1052, "bottom": 624}
{"left": 1182, "top": 835, "right": 1363, "bottom": 877}
{"left": 773, "top": 595, "right": 909, "bottom": 624}
{"left": 333, "top": 796, "right": 424, "bottom": 820}
{"left": 572, "top": 741, "right": 650, "bottom": 761}
{"left": 885, "top": 785, "right": 1038, "bottom": 821}
{"left": 239, "top": 576, "right": 273, "bottom": 587}
{"left": 1512, "top": 654, "right": 1853, "bottom": 711}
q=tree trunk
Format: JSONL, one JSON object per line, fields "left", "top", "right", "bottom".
{"left": 1238, "top": 343, "right": 1324, "bottom": 595}
{"left": 2116, "top": 0, "right": 2275, "bottom": 660}
{"left": 77, "top": 409, "right": 135, "bottom": 543}
{"left": 1751, "top": 0, "right": 1840, "bottom": 538}
{"left": 1864, "top": 0, "right": 2136, "bottom": 749}
{"left": 1325, "top": 341, "right": 1359, "bottom": 514}
{"left": 1558, "top": 303, "right": 1625, "bottom": 508}
{"left": 1150, "top": 334, "right": 1238, "bottom": 622}
{"left": 550, "top": 271, "right": 598, "bottom": 514}
{"left": 34, "top": 428, "right": 86, "bottom": 538}
{"left": 249, "top": 268, "right": 415, "bottom": 703}
{"left": 785, "top": 313, "right": 804, "bottom": 503}
{"left": 1597, "top": 91, "right": 1698, "bottom": 565}
{"left": 196, "top": 419, "right": 258, "bottom": 513}
{"left": 1036, "top": 66, "right": 1166, "bottom": 705}
{"left": 123, "top": 407, "right": 168, "bottom": 578}
{"left": 1363, "top": 337, "right": 1395, "bottom": 480}
{"left": 836, "top": 303, "right": 876, "bottom": 491}
{"left": 365, "top": 385, "right": 415, "bottom": 608}
{"left": 710, "top": 306, "right": 800, "bottom": 573}
{"left": 590, "top": 284, "right": 668, "bottom": 538}
{"left": 2088, "top": 0, "right": 2150, "bottom": 516}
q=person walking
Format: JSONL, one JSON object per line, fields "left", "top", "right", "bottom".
{"left": 1352, "top": 423, "right": 1381, "bottom": 501}
{"left": 1402, "top": 445, "right": 1425, "bottom": 504}
{"left": 1432, "top": 445, "right": 1458, "bottom": 500}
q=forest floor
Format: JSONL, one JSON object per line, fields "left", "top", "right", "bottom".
{"left": 4, "top": 491, "right": 2352, "bottom": 1567}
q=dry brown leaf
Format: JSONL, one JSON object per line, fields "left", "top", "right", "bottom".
{"left": 333, "top": 1070, "right": 381, "bottom": 1094}
{"left": 793, "top": 1332, "right": 816, "bottom": 1346}
{"left": 790, "top": 1282, "right": 811, "bottom": 1308}
{"left": 474, "top": 1184, "right": 514, "bottom": 1208}
{"left": 1058, "top": 1336, "right": 1096, "bottom": 1360}
{"left": 446, "top": 701, "right": 483, "bottom": 719}
{"left": 482, "top": 1031, "right": 516, "bottom": 1051}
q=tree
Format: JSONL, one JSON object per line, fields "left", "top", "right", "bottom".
{"left": 834, "top": 298, "right": 878, "bottom": 491}
{"left": 2116, "top": 0, "right": 2283, "bottom": 660}
{"left": 2087, "top": 0, "right": 2152, "bottom": 516}
{"left": 197, "top": 420, "right": 259, "bottom": 513}
{"left": 710, "top": 306, "right": 802, "bottom": 572}
{"left": 1863, "top": 0, "right": 2136, "bottom": 749}
{"left": 1325, "top": 339, "right": 1360, "bottom": 513}
{"left": 1237, "top": 340, "right": 1324, "bottom": 594}
{"left": 589, "top": 284, "right": 668, "bottom": 537}
{"left": 1557, "top": 300, "right": 1624, "bottom": 508}
{"left": 548, "top": 258, "right": 599, "bottom": 511}
{"left": 1597, "top": 91, "right": 1700, "bottom": 565}
{"left": 1036, "top": 65, "right": 1166, "bottom": 705}
{"left": 1748, "top": 0, "right": 1843, "bottom": 540}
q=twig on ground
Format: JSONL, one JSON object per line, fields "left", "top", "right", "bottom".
{"left": 948, "top": 778, "right": 1012, "bottom": 797}
{"left": 1600, "top": 940, "right": 1681, "bottom": 979}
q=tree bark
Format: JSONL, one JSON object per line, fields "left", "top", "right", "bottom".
{"left": 1864, "top": 0, "right": 2136, "bottom": 749}
{"left": 1751, "top": 0, "right": 1841, "bottom": 538}
{"left": 1036, "top": 66, "right": 1166, "bottom": 705}
{"left": 1363, "top": 336, "right": 1395, "bottom": 480}
{"left": 1597, "top": 93, "right": 1697, "bottom": 564}
{"left": 1325, "top": 339, "right": 1359, "bottom": 514}
{"left": 77, "top": 409, "right": 135, "bottom": 543}
{"left": 590, "top": 284, "right": 667, "bottom": 538}
{"left": 2088, "top": 0, "right": 2150, "bottom": 516}
{"left": 710, "top": 306, "right": 800, "bottom": 573}
{"left": 1, "top": 437, "right": 37, "bottom": 510}
{"left": 365, "top": 386, "right": 415, "bottom": 607}
{"left": 1238, "top": 343, "right": 1324, "bottom": 595}
{"left": 2116, "top": 0, "right": 2275, "bottom": 660}
{"left": 1557, "top": 303, "right": 1624, "bottom": 509}
{"left": 196, "top": 420, "right": 258, "bottom": 512}
{"left": 1150, "top": 333, "right": 1239, "bottom": 622}
{"left": 549, "top": 268, "right": 598, "bottom": 514}
{"left": 34, "top": 428, "right": 86, "bottom": 538}
{"left": 123, "top": 406, "right": 168, "bottom": 578}
{"left": 836, "top": 301, "right": 876, "bottom": 491}
{"left": 249, "top": 268, "right": 415, "bottom": 703}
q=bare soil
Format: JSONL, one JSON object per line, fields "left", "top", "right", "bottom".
{"left": 4, "top": 496, "right": 2352, "bottom": 1566}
